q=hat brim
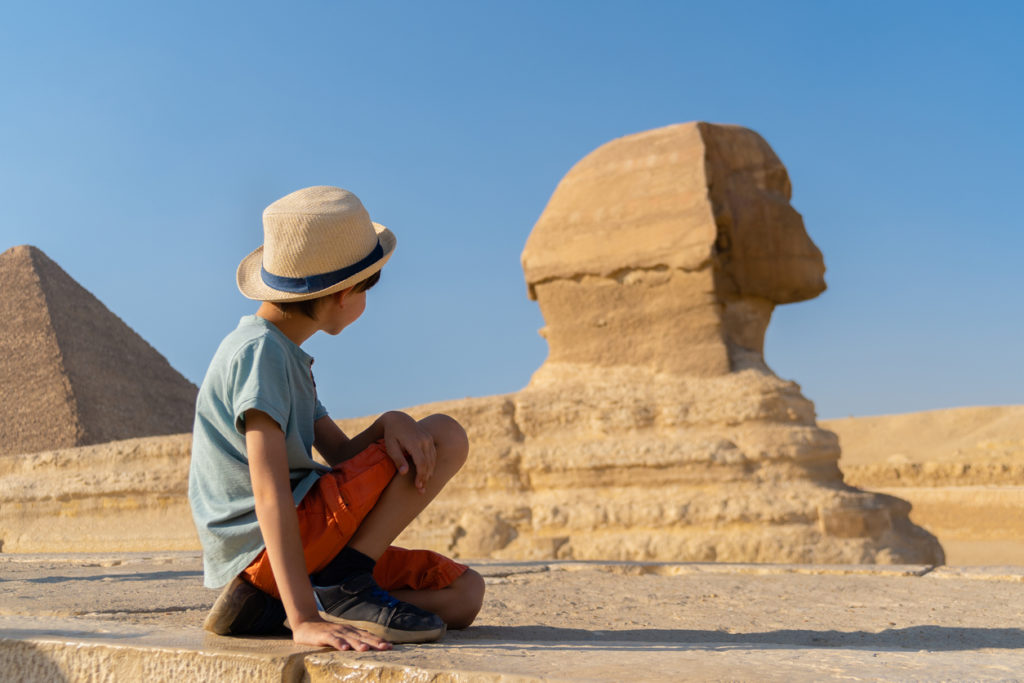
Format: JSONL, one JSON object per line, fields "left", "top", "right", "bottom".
{"left": 236, "top": 223, "right": 396, "bottom": 302}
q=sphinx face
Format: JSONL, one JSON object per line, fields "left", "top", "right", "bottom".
{"left": 705, "top": 127, "right": 827, "bottom": 304}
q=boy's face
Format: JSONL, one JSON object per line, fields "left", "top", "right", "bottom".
{"left": 320, "top": 288, "right": 366, "bottom": 335}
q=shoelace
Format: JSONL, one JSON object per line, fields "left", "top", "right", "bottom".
{"left": 370, "top": 586, "right": 400, "bottom": 608}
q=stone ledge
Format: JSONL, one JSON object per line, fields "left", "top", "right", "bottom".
{"left": 3, "top": 554, "right": 1024, "bottom": 682}
{"left": 0, "top": 616, "right": 311, "bottom": 682}
{"left": 926, "top": 565, "right": 1024, "bottom": 582}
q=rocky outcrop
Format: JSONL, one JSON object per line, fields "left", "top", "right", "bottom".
{"left": 827, "top": 406, "right": 1024, "bottom": 565}
{"left": 0, "top": 246, "right": 197, "bottom": 456}
{"left": 521, "top": 122, "right": 825, "bottom": 378}
{"left": 381, "top": 122, "right": 943, "bottom": 564}
{"left": 0, "top": 434, "right": 195, "bottom": 552}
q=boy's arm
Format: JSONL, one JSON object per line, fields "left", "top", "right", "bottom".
{"left": 314, "top": 412, "right": 436, "bottom": 493}
{"left": 312, "top": 415, "right": 357, "bottom": 467}
{"left": 245, "top": 409, "right": 390, "bottom": 652}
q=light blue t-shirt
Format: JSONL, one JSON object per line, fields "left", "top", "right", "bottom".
{"left": 188, "top": 315, "right": 331, "bottom": 588}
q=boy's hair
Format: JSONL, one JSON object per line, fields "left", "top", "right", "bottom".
{"left": 273, "top": 270, "right": 381, "bottom": 320}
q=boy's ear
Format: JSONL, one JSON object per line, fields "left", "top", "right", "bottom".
{"left": 335, "top": 286, "right": 356, "bottom": 304}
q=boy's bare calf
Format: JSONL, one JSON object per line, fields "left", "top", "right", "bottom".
{"left": 392, "top": 565, "right": 485, "bottom": 629}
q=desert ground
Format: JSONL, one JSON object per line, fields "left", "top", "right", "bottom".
{"left": 3, "top": 553, "right": 1023, "bottom": 682}
{"left": 826, "top": 405, "right": 1024, "bottom": 566}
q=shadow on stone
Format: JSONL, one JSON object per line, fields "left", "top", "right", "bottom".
{"left": 0, "top": 629, "right": 140, "bottom": 641}
{"left": 21, "top": 570, "right": 201, "bottom": 585}
{"left": 453, "top": 625, "right": 1024, "bottom": 651}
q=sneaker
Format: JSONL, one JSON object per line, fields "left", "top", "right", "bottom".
{"left": 203, "top": 576, "right": 264, "bottom": 635}
{"left": 312, "top": 573, "right": 446, "bottom": 643}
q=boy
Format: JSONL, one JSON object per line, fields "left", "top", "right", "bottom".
{"left": 189, "top": 186, "right": 484, "bottom": 651}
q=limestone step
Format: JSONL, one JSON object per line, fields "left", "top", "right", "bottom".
{"left": 2, "top": 553, "right": 1024, "bottom": 681}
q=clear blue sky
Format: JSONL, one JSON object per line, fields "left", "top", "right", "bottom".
{"left": 1, "top": 1, "right": 1021, "bottom": 420}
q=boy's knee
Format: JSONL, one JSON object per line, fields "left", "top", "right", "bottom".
{"left": 422, "top": 413, "right": 469, "bottom": 465}
{"left": 447, "top": 568, "right": 485, "bottom": 630}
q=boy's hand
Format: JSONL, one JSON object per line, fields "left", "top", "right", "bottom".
{"left": 381, "top": 411, "right": 436, "bottom": 493}
{"left": 291, "top": 618, "right": 392, "bottom": 651}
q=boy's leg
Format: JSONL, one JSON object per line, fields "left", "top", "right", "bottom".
{"left": 346, "top": 413, "right": 469, "bottom": 560}
{"left": 307, "top": 414, "right": 471, "bottom": 640}
{"left": 370, "top": 546, "right": 485, "bottom": 630}
{"left": 389, "top": 569, "right": 485, "bottom": 630}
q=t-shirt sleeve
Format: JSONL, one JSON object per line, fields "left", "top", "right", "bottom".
{"left": 230, "top": 339, "right": 291, "bottom": 434}
{"left": 314, "top": 397, "right": 329, "bottom": 422}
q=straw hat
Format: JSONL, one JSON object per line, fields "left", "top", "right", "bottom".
{"left": 237, "top": 186, "right": 396, "bottom": 302}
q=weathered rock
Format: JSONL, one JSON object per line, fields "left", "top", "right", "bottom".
{"left": 0, "top": 246, "right": 197, "bottom": 456}
{"left": 386, "top": 123, "right": 941, "bottom": 564}
{"left": 828, "top": 406, "right": 1024, "bottom": 565}
{"left": 0, "top": 434, "right": 196, "bottom": 552}
{"left": 521, "top": 122, "right": 825, "bottom": 378}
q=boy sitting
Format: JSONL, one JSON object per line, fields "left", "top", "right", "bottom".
{"left": 189, "top": 186, "right": 484, "bottom": 651}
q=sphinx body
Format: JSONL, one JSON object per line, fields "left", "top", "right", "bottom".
{"left": 387, "top": 122, "right": 942, "bottom": 564}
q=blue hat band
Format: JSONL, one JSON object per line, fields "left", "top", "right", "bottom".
{"left": 260, "top": 240, "right": 383, "bottom": 294}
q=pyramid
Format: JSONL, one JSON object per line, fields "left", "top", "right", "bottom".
{"left": 0, "top": 245, "right": 197, "bottom": 456}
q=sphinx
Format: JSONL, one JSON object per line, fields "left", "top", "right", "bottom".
{"left": 388, "top": 122, "right": 942, "bottom": 564}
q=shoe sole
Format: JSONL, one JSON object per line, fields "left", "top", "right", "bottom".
{"left": 284, "top": 612, "right": 446, "bottom": 643}
{"left": 203, "top": 577, "right": 255, "bottom": 635}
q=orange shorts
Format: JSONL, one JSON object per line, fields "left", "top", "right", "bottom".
{"left": 241, "top": 441, "right": 466, "bottom": 599}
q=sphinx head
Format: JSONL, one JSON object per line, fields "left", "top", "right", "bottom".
{"left": 522, "top": 122, "right": 825, "bottom": 377}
